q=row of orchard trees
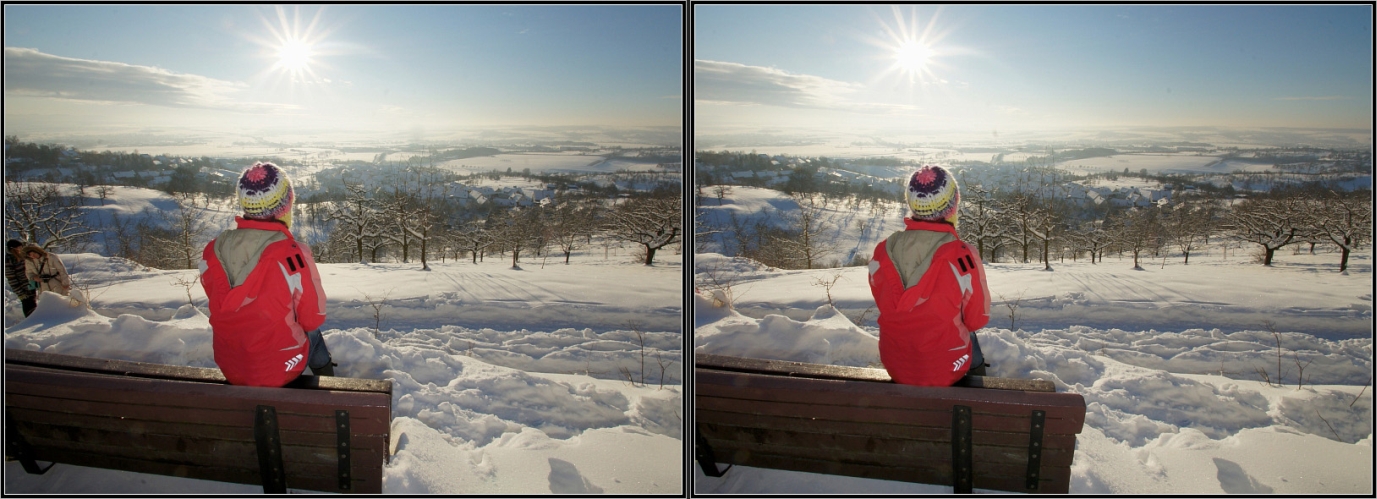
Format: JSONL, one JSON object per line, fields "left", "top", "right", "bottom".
{"left": 305, "top": 172, "right": 682, "bottom": 269}
{"left": 694, "top": 181, "right": 1371, "bottom": 274}
{"left": 956, "top": 184, "right": 1372, "bottom": 273}
{"left": 3, "top": 172, "right": 683, "bottom": 271}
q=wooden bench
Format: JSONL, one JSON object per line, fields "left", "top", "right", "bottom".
{"left": 695, "top": 354, "right": 1086, "bottom": 494}
{"left": 5, "top": 348, "right": 392, "bottom": 494}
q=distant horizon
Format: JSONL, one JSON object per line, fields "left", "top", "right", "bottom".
{"left": 693, "top": 124, "right": 1372, "bottom": 151}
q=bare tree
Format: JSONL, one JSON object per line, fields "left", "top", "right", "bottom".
{"left": 1075, "top": 219, "right": 1114, "bottom": 264}
{"left": 148, "top": 193, "right": 216, "bottom": 269}
{"left": 1162, "top": 200, "right": 1216, "bottom": 265}
{"left": 1029, "top": 202, "right": 1065, "bottom": 270}
{"left": 4, "top": 181, "right": 98, "bottom": 251}
{"left": 549, "top": 199, "right": 597, "bottom": 264}
{"left": 1229, "top": 195, "right": 1308, "bottom": 266}
{"left": 492, "top": 207, "right": 540, "bottom": 268}
{"left": 454, "top": 219, "right": 497, "bottom": 264}
{"left": 604, "top": 195, "right": 682, "bottom": 266}
{"left": 712, "top": 184, "right": 732, "bottom": 205}
{"left": 772, "top": 191, "right": 837, "bottom": 269}
{"left": 1314, "top": 190, "right": 1373, "bottom": 274}
{"left": 998, "top": 193, "right": 1045, "bottom": 264}
{"left": 380, "top": 188, "right": 415, "bottom": 263}
{"left": 95, "top": 185, "right": 112, "bottom": 206}
{"left": 326, "top": 182, "right": 381, "bottom": 264}
{"left": 957, "top": 183, "right": 1004, "bottom": 262}
{"left": 1108, "top": 207, "right": 1160, "bottom": 270}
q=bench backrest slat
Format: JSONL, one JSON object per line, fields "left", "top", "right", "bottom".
{"left": 5, "top": 350, "right": 392, "bottom": 493}
{"left": 696, "top": 358, "right": 1086, "bottom": 494}
{"left": 696, "top": 353, "right": 1057, "bottom": 392}
{"left": 5, "top": 348, "right": 391, "bottom": 394}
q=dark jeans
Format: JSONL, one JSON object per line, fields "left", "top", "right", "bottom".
{"left": 969, "top": 332, "right": 986, "bottom": 368}
{"left": 21, "top": 296, "right": 36, "bottom": 317}
{"left": 306, "top": 329, "right": 333, "bottom": 370}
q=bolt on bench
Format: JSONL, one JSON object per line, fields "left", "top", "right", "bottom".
{"left": 5, "top": 348, "right": 393, "bottom": 494}
{"left": 695, "top": 353, "right": 1086, "bottom": 494}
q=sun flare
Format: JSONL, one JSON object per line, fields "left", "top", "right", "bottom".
{"left": 250, "top": 5, "right": 336, "bottom": 90}
{"left": 894, "top": 40, "right": 932, "bottom": 74}
{"left": 277, "top": 38, "right": 314, "bottom": 72}
{"left": 864, "top": 6, "right": 953, "bottom": 88}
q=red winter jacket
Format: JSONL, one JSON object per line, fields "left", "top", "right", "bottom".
{"left": 868, "top": 219, "right": 990, "bottom": 386}
{"left": 200, "top": 217, "right": 326, "bottom": 387}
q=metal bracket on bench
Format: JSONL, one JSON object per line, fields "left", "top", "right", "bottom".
{"left": 254, "top": 405, "right": 287, "bottom": 494}
{"left": 951, "top": 405, "right": 973, "bottom": 494}
{"left": 1026, "top": 410, "right": 1046, "bottom": 491}
{"left": 5, "top": 411, "right": 55, "bottom": 475}
{"left": 694, "top": 425, "right": 731, "bottom": 478}
{"left": 337, "top": 410, "right": 352, "bottom": 491}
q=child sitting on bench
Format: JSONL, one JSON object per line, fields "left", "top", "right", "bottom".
{"left": 868, "top": 165, "right": 991, "bottom": 386}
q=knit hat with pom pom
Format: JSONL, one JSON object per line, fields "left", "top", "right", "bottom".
{"left": 905, "top": 165, "right": 960, "bottom": 227}
{"left": 237, "top": 162, "right": 294, "bottom": 227}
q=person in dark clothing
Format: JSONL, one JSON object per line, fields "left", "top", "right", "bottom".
{"left": 6, "top": 239, "right": 38, "bottom": 317}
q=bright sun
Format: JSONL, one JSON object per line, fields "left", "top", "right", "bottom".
{"left": 865, "top": 6, "right": 951, "bottom": 88}
{"left": 894, "top": 40, "right": 932, "bottom": 74}
{"left": 251, "top": 6, "right": 333, "bottom": 88}
{"left": 277, "top": 38, "right": 314, "bottom": 72}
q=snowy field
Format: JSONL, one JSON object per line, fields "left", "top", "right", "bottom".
{"left": 694, "top": 248, "right": 1372, "bottom": 494}
{"left": 1055, "top": 153, "right": 1264, "bottom": 175}
{"left": 4, "top": 248, "right": 684, "bottom": 492}
{"left": 693, "top": 179, "right": 1372, "bottom": 494}
{"left": 694, "top": 250, "right": 1373, "bottom": 494}
{"left": 437, "top": 153, "right": 666, "bottom": 175}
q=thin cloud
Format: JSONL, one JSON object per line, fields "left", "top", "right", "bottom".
{"left": 3, "top": 47, "right": 296, "bottom": 113}
{"left": 694, "top": 59, "right": 919, "bottom": 115}
{"left": 1273, "top": 96, "right": 1349, "bottom": 101}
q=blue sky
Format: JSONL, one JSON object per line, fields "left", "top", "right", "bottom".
{"left": 4, "top": 4, "right": 682, "bottom": 138}
{"left": 694, "top": 4, "right": 1372, "bottom": 135}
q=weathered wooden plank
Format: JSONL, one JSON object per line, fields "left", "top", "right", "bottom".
{"left": 693, "top": 355, "right": 1084, "bottom": 494}
{"left": 19, "top": 428, "right": 385, "bottom": 476}
{"left": 4, "top": 351, "right": 392, "bottom": 494}
{"left": 696, "top": 410, "right": 1078, "bottom": 451}
{"left": 20, "top": 446, "right": 382, "bottom": 493}
{"left": 698, "top": 369, "right": 1084, "bottom": 418}
{"left": 699, "top": 449, "right": 1070, "bottom": 493}
{"left": 8, "top": 364, "right": 392, "bottom": 411}
{"left": 698, "top": 382, "right": 1085, "bottom": 427}
{"left": 698, "top": 370, "right": 1085, "bottom": 429}
{"left": 697, "top": 396, "right": 1084, "bottom": 436}
{"left": 955, "top": 375, "right": 1056, "bottom": 392}
{"left": 705, "top": 437, "right": 1057, "bottom": 482}
{"left": 696, "top": 353, "right": 1056, "bottom": 392}
{"left": 5, "top": 348, "right": 391, "bottom": 394}
{"left": 12, "top": 417, "right": 387, "bottom": 462}
{"left": 697, "top": 354, "right": 895, "bottom": 382}
{"left": 7, "top": 392, "right": 389, "bottom": 436}
{"left": 7, "top": 370, "right": 391, "bottom": 434}
{"left": 698, "top": 423, "right": 1074, "bottom": 467}
{"left": 6, "top": 407, "right": 388, "bottom": 450}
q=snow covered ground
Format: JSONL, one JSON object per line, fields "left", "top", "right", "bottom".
{"left": 1055, "top": 152, "right": 1234, "bottom": 175}
{"left": 4, "top": 249, "right": 684, "bottom": 494}
{"left": 692, "top": 174, "right": 1372, "bottom": 494}
{"left": 437, "top": 153, "right": 670, "bottom": 176}
{"left": 693, "top": 246, "right": 1373, "bottom": 494}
